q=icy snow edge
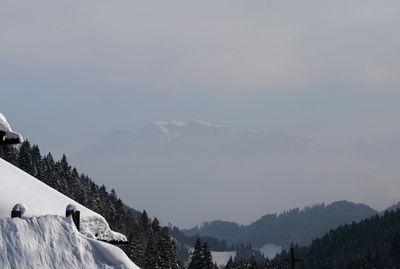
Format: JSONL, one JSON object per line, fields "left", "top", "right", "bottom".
{"left": 0, "top": 215, "right": 138, "bottom": 269}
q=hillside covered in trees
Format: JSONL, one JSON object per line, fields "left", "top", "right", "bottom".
{"left": 184, "top": 201, "right": 378, "bottom": 248}
{"left": 219, "top": 208, "right": 400, "bottom": 269}
{"left": 270, "top": 208, "right": 400, "bottom": 269}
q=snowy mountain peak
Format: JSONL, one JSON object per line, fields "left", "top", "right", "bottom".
{"left": 148, "top": 119, "right": 227, "bottom": 143}
{"left": 152, "top": 119, "right": 224, "bottom": 132}
{"left": 153, "top": 121, "right": 186, "bottom": 134}
{"left": 189, "top": 119, "right": 225, "bottom": 129}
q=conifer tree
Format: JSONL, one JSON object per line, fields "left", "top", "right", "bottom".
{"left": 188, "top": 239, "right": 214, "bottom": 269}
{"left": 225, "top": 256, "right": 235, "bottom": 269}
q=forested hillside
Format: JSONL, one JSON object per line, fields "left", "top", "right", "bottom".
{"left": 271, "top": 209, "right": 400, "bottom": 269}
{"left": 185, "top": 201, "right": 378, "bottom": 247}
{"left": 0, "top": 141, "right": 180, "bottom": 269}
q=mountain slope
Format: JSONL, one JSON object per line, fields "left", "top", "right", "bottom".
{"left": 184, "top": 201, "right": 378, "bottom": 248}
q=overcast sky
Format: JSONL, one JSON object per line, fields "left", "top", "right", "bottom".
{"left": 1, "top": 1, "right": 400, "bottom": 225}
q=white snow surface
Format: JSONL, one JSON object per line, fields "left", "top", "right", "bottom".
{"left": 0, "top": 157, "right": 126, "bottom": 242}
{"left": 0, "top": 113, "right": 23, "bottom": 142}
{"left": 0, "top": 215, "right": 138, "bottom": 269}
{"left": 211, "top": 251, "right": 236, "bottom": 266}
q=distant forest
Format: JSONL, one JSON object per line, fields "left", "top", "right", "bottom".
{"left": 271, "top": 208, "right": 400, "bottom": 269}
{"left": 184, "top": 201, "right": 378, "bottom": 248}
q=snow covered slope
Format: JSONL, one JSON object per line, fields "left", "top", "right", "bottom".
{"left": 0, "top": 157, "right": 126, "bottom": 242}
{"left": 0, "top": 215, "right": 138, "bottom": 269}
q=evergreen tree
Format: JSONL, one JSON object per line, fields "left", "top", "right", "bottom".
{"left": 189, "top": 239, "right": 214, "bottom": 269}
{"left": 0, "top": 144, "right": 18, "bottom": 164}
{"left": 225, "top": 256, "right": 235, "bottom": 269}
{"left": 18, "top": 140, "right": 35, "bottom": 175}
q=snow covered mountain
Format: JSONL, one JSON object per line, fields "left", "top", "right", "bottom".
{"left": 0, "top": 157, "right": 138, "bottom": 268}
{"left": 78, "top": 119, "right": 319, "bottom": 156}
{"left": 72, "top": 120, "right": 326, "bottom": 227}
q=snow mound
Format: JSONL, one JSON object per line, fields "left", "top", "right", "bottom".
{"left": 0, "top": 113, "right": 23, "bottom": 143}
{"left": 0, "top": 215, "right": 138, "bottom": 269}
{"left": 0, "top": 157, "right": 126, "bottom": 242}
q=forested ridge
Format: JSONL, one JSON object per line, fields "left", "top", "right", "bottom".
{"left": 222, "top": 208, "right": 400, "bottom": 268}
{"left": 184, "top": 201, "right": 378, "bottom": 247}
{"left": 270, "top": 208, "right": 400, "bottom": 269}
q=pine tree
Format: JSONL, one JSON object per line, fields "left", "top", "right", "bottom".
{"left": 225, "top": 256, "right": 235, "bottom": 269}
{"left": 18, "top": 140, "right": 35, "bottom": 175}
{"left": 188, "top": 239, "right": 214, "bottom": 269}
{"left": 0, "top": 144, "right": 18, "bottom": 164}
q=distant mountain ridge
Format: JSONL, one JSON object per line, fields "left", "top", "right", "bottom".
{"left": 183, "top": 201, "right": 378, "bottom": 248}
{"left": 77, "top": 119, "right": 319, "bottom": 156}
{"left": 72, "top": 119, "right": 400, "bottom": 228}
{"left": 71, "top": 119, "right": 326, "bottom": 227}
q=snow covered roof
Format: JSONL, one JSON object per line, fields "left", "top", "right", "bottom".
{"left": 0, "top": 157, "right": 126, "bottom": 242}
{"left": 0, "top": 215, "right": 138, "bottom": 269}
{"left": 0, "top": 113, "right": 23, "bottom": 144}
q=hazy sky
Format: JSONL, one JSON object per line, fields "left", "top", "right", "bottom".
{"left": 1, "top": 1, "right": 400, "bottom": 225}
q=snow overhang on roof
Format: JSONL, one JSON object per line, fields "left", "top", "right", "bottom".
{"left": 0, "top": 113, "right": 23, "bottom": 145}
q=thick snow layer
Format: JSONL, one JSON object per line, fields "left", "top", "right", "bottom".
{"left": 0, "top": 215, "right": 138, "bottom": 269}
{"left": 0, "top": 113, "right": 23, "bottom": 143}
{"left": 211, "top": 251, "right": 236, "bottom": 266}
{"left": 0, "top": 157, "right": 126, "bottom": 242}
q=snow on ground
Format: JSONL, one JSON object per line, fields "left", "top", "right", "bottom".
{"left": 259, "top": 244, "right": 282, "bottom": 259}
{"left": 0, "top": 157, "right": 126, "bottom": 242}
{"left": 0, "top": 215, "right": 138, "bottom": 269}
{"left": 0, "top": 113, "right": 23, "bottom": 143}
{"left": 211, "top": 251, "right": 236, "bottom": 267}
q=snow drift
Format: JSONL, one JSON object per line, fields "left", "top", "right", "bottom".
{"left": 0, "top": 113, "right": 23, "bottom": 143}
{"left": 0, "top": 157, "right": 126, "bottom": 242}
{"left": 0, "top": 215, "right": 138, "bottom": 269}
